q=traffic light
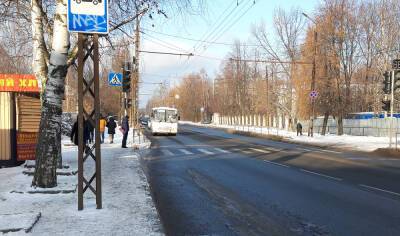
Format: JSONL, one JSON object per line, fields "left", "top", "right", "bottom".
{"left": 124, "top": 98, "right": 132, "bottom": 109}
{"left": 383, "top": 71, "right": 391, "bottom": 94}
{"left": 122, "top": 62, "right": 131, "bottom": 92}
{"left": 382, "top": 100, "right": 391, "bottom": 112}
{"left": 394, "top": 70, "right": 400, "bottom": 91}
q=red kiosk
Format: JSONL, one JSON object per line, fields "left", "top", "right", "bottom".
{"left": 0, "top": 74, "right": 41, "bottom": 167}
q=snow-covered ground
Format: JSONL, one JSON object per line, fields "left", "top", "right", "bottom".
{"left": 0, "top": 128, "right": 162, "bottom": 235}
{"left": 180, "top": 121, "right": 395, "bottom": 152}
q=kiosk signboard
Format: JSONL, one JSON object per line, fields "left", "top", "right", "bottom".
{"left": 0, "top": 74, "right": 40, "bottom": 92}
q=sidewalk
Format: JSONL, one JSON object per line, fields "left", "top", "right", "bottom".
{"left": 180, "top": 121, "right": 395, "bottom": 152}
{"left": 0, "top": 129, "right": 162, "bottom": 235}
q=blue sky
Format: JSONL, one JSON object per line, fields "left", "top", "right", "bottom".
{"left": 138, "top": 0, "right": 319, "bottom": 107}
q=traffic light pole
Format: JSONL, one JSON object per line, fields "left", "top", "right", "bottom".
{"left": 390, "top": 70, "right": 395, "bottom": 148}
{"left": 124, "top": 92, "right": 128, "bottom": 116}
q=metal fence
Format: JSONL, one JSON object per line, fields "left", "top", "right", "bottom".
{"left": 214, "top": 114, "right": 400, "bottom": 137}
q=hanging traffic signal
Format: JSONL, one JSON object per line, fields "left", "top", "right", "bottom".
{"left": 382, "top": 100, "right": 391, "bottom": 112}
{"left": 394, "top": 70, "right": 400, "bottom": 92}
{"left": 124, "top": 98, "right": 132, "bottom": 109}
{"left": 383, "top": 71, "right": 391, "bottom": 94}
{"left": 122, "top": 62, "right": 131, "bottom": 92}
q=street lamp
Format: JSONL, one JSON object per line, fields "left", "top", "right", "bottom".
{"left": 303, "top": 12, "right": 318, "bottom": 137}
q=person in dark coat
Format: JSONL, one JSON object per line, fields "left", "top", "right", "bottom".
{"left": 296, "top": 122, "right": 303, "bottom": 136}
{"left": 106, "top": 116, "right": 117, "bottom": 144}
{"left": 70, "top": 118, "right": 90, "bottom": 145}
{"left": 121, "top": 115, "right": 129, "bottom": 148}
{"left": 87, "top": 120, "right": 94, "bottom": 144}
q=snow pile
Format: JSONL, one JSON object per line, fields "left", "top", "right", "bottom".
{"left": 0, "top": 130, "right": 161, "bottom": 235}
{"left": 179, "top": 121, "right": 393, "bottom": 152}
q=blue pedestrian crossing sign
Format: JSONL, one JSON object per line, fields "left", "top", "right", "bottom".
{"left": 67, "top": 0, "right": 108, "bottom": 34}
{"left": 108, "top": 73, "right": 122, "bottom": 86}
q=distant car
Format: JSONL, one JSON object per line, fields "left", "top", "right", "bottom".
{"left": 139, "top": 117, "right": 149, "bottom": 127}
{"left": 75, "top": 0, "right": 102, "bottom": 5}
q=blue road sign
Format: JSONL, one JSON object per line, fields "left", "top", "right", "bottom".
{"left": 67, "top": 0, "right": 108, "bottom": 34}
{"left": 108, "top": 73, "right": 122, "bottom": 86}
{"left": 309, "top": 90, "right": 318, "bottom": 99}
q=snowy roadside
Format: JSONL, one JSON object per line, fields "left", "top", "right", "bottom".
{"left": 0, "top": 128, "right": 162, "bottom": 235}
{"left": 179, "top": 121, "right": 394, "bottom": 152}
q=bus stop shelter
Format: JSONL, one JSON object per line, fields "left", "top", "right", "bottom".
{"left": 0, "top": 74, "right": 40, "bottom": 167}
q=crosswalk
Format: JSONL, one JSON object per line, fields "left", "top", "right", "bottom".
{"left": 157, "top": 146, "right": 276, "bottom": 157}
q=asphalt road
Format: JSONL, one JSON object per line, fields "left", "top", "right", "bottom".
{"left": 141, "top": 124, "right": 400, "bottom": 236}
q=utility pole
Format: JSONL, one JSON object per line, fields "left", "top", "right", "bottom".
{"left": 309, "top": 30, "right": 317, "bottom": 137}
{"left": 390, "top": 70, "right": 395, "bottom": 148}
{"left": 131, "top": 16, "right": 140, "bottom": 131}
{"left": 265, "top": 65, "right": 269, "bottom": 126}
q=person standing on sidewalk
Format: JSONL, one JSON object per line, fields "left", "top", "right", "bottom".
{"left": 297, "top": 122, "right": 303, "bottom": 136}
{"left": 107, "top": 116, "right": 117, "bottom": 144}
{"left": 121, "top": 115, "right": 129, "bottom": 148}
{"left": 70, "top": 118, "right": 90, "bottom": 146}
{"left": 99, "top": 115, "right": 107, "bottom": 143}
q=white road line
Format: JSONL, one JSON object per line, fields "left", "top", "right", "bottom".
{"left": 299, "top": 148, "right": 313, "bottom": 152}
{"left": 231, "top": 148, "right": 252, "bottom": 154}
{"left": 161, "top": 149, "right": 174, "bottom": 156}
{"left": 348, "top": 157, "right": 400, "bottom": 161}
{"left": 214, "top": 148, "right": 230, "bottom": 153}
{"left": 265, "top": 147, "right": 281, "bottom": 152}
{"left": 300, "top": 169, "right": 342, "bottom": 181}
{"left": 249, "top": 148, "right": 271, "bottom": 154}
{"left": 299, "top": 148, "right": 342, "bottom": 154}
{"left": 263, "top": 160, "right": 290, "bottom": 168}
{"left": 198, "top": 148, "right": 214, "bottom": 155}
{"left": 179, "top": 149, "right": 193, "bottom": 155}
{"left": 240, "top": 149, "right": 253, "bottom": 154}
{"left": 232, "top": 148, "right": 242, "bottom": 153}
{"left": 321, "top": 149, "right": 342, "bottom": 154}
{"left": 359, "top": 184, "right": 400, "bottom": 197}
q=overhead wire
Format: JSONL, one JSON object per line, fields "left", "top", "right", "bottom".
{"left": 197, "top": 0, "right": 256, "bottom": 56}
{"left": 191, "top": 0, "right": 237, "bottom": 51}
{"left": 141, "top": 27, "right": 263, "bottom": 47}
{"left": 175, "top": 0, "right": 243, "bottom": 75}
{"left": 141, "top": 31, "right": 191, "bottom": 53}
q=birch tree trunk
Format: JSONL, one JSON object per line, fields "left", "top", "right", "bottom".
{"left": 33, "top": 0, "right": 69, "bottom": 188}
{"left": 31, "top": 0, "right": 48, "bottom": 90}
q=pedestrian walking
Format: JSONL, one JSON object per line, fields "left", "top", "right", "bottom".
{"left": 121, "top": 115, "right": 129, "bottom": 148}
{"left": 99, "top": 115, "right": 107, "bottom": 143}
{"left": 87, "top": 120, "right": 94, "bottom": 144}
{"left": 106, "top": 116, "right": 117, "bottom": 144}
{"left": 296, "top": 122, "right": 303, "bottom": 136}
{"left": 70, "top": 118, "right": 90, "bottom": 146}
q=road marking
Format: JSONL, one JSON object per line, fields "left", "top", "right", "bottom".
{"left": 359, "top": 184, "right": 400, "bottom": 197}
{"left": 321, "top": 149, "right": 342, "bottom": 154}
{"left": 241, "top": 149, "right": 253, "bottom": 154}
{"left": 161, "top": 149, "right": 174, "bottom": 156}
{"left": 299, "top": 148, "right": 314, "bottom": 152}
{"left": 198, "top": 148, "right": 214, "bottom": 155}
{"left": 179, "top": 149, "right": 193, "bottom": 155}
{"left": 264, "top": 147, "right": 281, "bottom": 152}
{"left": 263, "top": 160, "right": 290, "bottom": 168}
{"left": 300, "top": 169, "right": 342, "bottom": 181}
{"left": 214, "top": 148, "right": 230, "bottom": 153}
{"left": 348, "top": 157, "right": 400, "bottom": 161}
{"left": 249, "top": 148, "right": 271, "bottom": 154}
{"left": 231, "top": 148, "right": 251, "bottom": 154}
{"left": 232, "top": 148, "right": 242, "bottom": 152}
{"left": 298, "top": 148, "right": 342, "bottom": 154}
